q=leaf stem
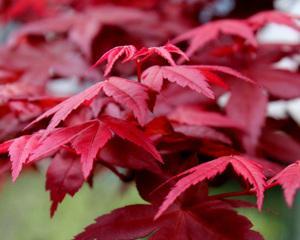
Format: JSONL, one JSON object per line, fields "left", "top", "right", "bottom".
{"left": 136, "top": 59, "right": 142, "bottom": 82}
{"left": 99, "top": 160, "right": 134, "bottom": 182}
{"left": 209, "top": 190, "right": 254, "bottom": 200}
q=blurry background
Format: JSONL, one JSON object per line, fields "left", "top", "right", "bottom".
{"left": 0, "top": 171, "right": 299, "bottom": 240}
{"left": 0, "top": 0, "right": 300, "bottom": 239}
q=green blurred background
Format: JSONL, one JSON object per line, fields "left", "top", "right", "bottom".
{"left": 0, "top": 170, "right": 298, "bottom": 240}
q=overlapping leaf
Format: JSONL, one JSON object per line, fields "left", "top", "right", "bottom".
{"left": 27, "top": 76, "right": 154, "bottom": 133}
{"left": 248, "top": 10, "right": 300, "bottom": 31}
{"left": 46, "top": 150, "right": 84, "bottom": 217}
{"left": 75, "top": 187, "right": 263, "bottom": 240}
{"left": 134, "top": 42, "right": 189, "bottom": 66}
{"left": 226, "top": 81, "right": 267, "bottom": 155}
{"left": 157, "top": 155, "right": 266, "bottom": 218}
{"left": 269, "top": 161, "right": 300, "bottom": 207}
{"left": 102, "top": 77, "right": 154, "bottom": 125}
{"left": 91, "top": 45, "right": 137, "bottom": 76}
{"left": 169, "top": 106, "right": 243, "bottom": 130}
{"left": 141, "top": 65, "right": 214, "bottom": 98}
{"left": 173, "top": 20, "right": 257, "bottom": 58}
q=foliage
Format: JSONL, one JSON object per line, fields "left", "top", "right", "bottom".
{"left": 0, "top": 0, "right": 299, "bottom": 239}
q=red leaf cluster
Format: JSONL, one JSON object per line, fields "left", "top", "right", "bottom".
{"left": 0, "top": 1, "right": 299, "bottom": 239}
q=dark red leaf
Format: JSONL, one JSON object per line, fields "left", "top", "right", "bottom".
{"left": 46, "top": 150, "right": 84, "bottom": 217}
{"left": 101, "top": 116, "right": 162, "bottom": 162}
{"left": 75, "top": 187, "right": 262, "bottom": 240}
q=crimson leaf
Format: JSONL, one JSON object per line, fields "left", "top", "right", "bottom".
{"left": 157, "top": 155, "right": 266, "bottom": 218}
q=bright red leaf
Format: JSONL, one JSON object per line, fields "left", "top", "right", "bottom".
{"left": 141, "top": 65, "right": 214, "bottom": 98}
{"left": 26, "top": 82, "right": 104, "bottom": 135}
{"left": 91, "top": 45, "right": 137, "bottom": 76}
{"left": 269, "top": 161, "right": 300, "bottom": 207}
{"left": 103, "top": 77, "right": 154, "bottom": 125}
{"left": 157, "top": 155, "right": 266, "bottom": 218}
{"left": 9, "top": 134, "right": 40, "bottom": 181}
{"left": 72, "top": 121, "right": 112, "bottom": 178}
{"left": 134, "top": 42, "right": 189, "bottom": 66}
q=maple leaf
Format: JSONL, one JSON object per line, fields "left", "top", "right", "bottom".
{"left": 173, "top": 124, "right": 232, "bottom": 145}
{"left": 100, "top": 116, "right": 162, "bottom": 162}
{"left": 71, "top": 121, "right": 112, "bottom": 179}
{"left": 269, "top": 161, "right": 300, "bottom": 207}
{"left": 190, "top": 65, "right": 254, "bottom": 84}
{"left": 134, "top": 42, "right": 189, "bottom": 66}
{"left": 173, "top": 19, "right": 257, "bottom": 58}
{"left": 168, "top": 106, "right": 243, "bottom": 130}
{"left": 260, "top": 130, "right": 300, "bottom": 164}
{"left": 99, "top": 137, "right": 161, "bottom": 174}
{"left": 0, "top": 139, "right": 13, "bottom": 154}
{"left": 246, "top": 65, "right": 300, "bottom": 99}
{"left": 1, "top": 3, "right": 300, "bottom": 239}
{"left": 0, "top": 122, "right": 93, "bottom": 181}
{"left": 102, "top": 77, "right": 154, "bottom": 126}
{"left": 28, "top": 122, "right": 92, "bottom": 162}
{"left": 8, "top": 134, "right": 40, "bottom": 181}
{"left": 26, "top": 82, "right": 104, "bottom": 134}
{"left": 91, "top": 45, "right": 137, "bottom": 76}
{"left": 247, "top": 10, "right": 300, "bottom": 32}
{"left": 226, "top": 81, "right": 267, "bottom": 155}
{"left": 46, "top": 150, "right": 84, "bottom": 217}
{"left": 75, "top": 187, "right": 263, "bottom": 240}
{"left": 26, "top": 117, "right": 161, "bottom": 178}
{"left": 157, "top": 155, "right": 266, "bottom": 218}
{"left": 75, "top": 204, "right": 157, "bottom": 240}
{"left": 27, "top": 75, "right": 155, "bottom": 133}
{"left": 141, "top": 65, "right": 214, "bottom": 98}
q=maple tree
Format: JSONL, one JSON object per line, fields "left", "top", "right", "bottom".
{"left": 0, "top": 0, "right": 299, "bottom": 239}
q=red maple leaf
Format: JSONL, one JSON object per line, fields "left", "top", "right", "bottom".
{"left": 134, "top": 42, "right": 189, "bottom": 66}
{"left": 269, "top": 161, "right": 300, "bottom": 207}
{"left": 157, "top": 155, "right": 266, "bottom": 218}
{"left": 75, "top": 186, "right": 263, "bottom": 240}
{"left": 46, "top": 150, "right": 84, "bottom": 217}
{"left": 141, "top": 65, "right": 215, "bottom": 98}
{"left": 173, "top": 20, "right": 257, "bottom": 58}
{"left": 91, "top": 45, "right": 137, "bottom": 76}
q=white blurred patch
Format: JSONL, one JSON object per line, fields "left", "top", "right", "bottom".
{"left": 257, "top": 24, "right": 300, "bottom": 44}
{"left": 274, "top": 57, "right": 299, "bottom": 71}
{"left": 217, "top": 92, "right": 230, "bottom": 108}
{"left": 47, "top": 77, "right": 80, "bottom": 96}
{"left": 287, "top": 98, "right": 300, "bottom": 124}
{"left": 267, "top": 100, "right": 288, "bottom": 119}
